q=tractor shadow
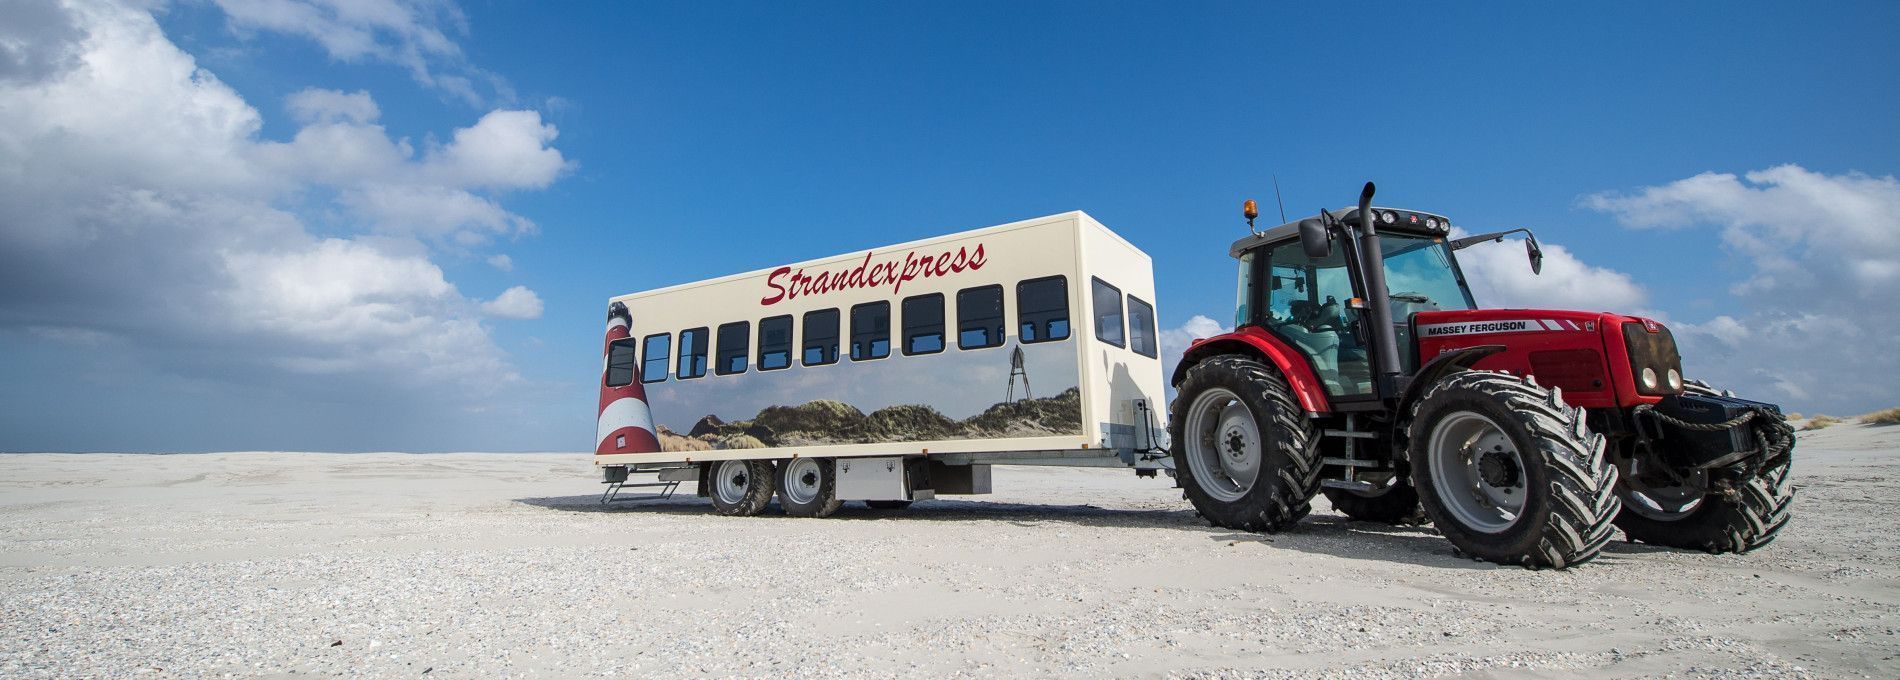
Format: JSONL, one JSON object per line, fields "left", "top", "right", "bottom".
{"left": 515, "top": 493, "right": 1681, "bottom": 569}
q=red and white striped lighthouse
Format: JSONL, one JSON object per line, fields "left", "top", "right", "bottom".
{"left": 596, "top": 301, "right": 662, "bottom": 455}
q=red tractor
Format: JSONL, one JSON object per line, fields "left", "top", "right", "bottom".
{"left": 1169, "top": 182, "right": 1795, "bottom": 568}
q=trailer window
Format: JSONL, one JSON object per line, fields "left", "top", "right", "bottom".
{"left": 640, "top": 333, "right": 670, "bottom": 383}
{"left": 716, "top": 321, "right": 749, "bottom": 375}
{"left": 1128, "top": 296, "right": 1158, "bottom": 358}
{"left": 957, "top": 285, "right": 1005, "bottom": 350}
{"left": 1091, "top": 278, "right": 1125, "bottom": 348}
{"left": 759, "top": 315, "right": 793, "bottom": 370}
{"left": 850, "top": 301, "right": 890, "bottom": 361}
{"left": 1017, "top": 276, "right": 1069, "bottom": 343}
{"left": 605, "top": 338, "right": 638, "bottom": 387}
{"left": 803, "top": 308, "right": 840, "bottom": 366}
{"left": 677, "top": 327, "right": 708, "bottom": 379}
{"left": 902, "top": 293, "right": 945, "bottom": 355}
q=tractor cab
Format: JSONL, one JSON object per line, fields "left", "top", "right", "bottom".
{"left": 1228, "top": 208, "right": 1477, "bottom": 399}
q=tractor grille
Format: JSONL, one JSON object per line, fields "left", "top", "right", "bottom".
{"left": 1529, "top": 349, "right": 1607, "bottom": 394}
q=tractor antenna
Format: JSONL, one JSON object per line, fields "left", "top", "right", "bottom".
{"left": 1272, "top": 175, "right": 1288, "bottom": 224}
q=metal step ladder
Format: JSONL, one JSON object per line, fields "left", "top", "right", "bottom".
{"left": 1318, "top": 414, "right": 1389, "bottom": 493}
{"left": 600, "top": 468, "right": 684, "bottom": 505}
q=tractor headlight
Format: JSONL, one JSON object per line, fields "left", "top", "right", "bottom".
{"left": 1622, "top": 321, "right": 1685, "bottom": 396}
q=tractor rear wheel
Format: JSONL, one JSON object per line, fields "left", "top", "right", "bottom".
{"left": 1408, "top": 371, "right": 1620, "bottom": 568}
{"left": 1323, "top": 478, "right": 1427, "bottom": 525}
{"left": 1615, "top": 457, "right": 1793, "bottom": 554}
{"left": 1169, "top": 355, "right": 1321, "bottom": 532}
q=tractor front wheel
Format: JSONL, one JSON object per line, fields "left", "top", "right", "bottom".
{"left": 1408, "top": 371, "right": 1621, "bottom": 568}
{"left": 1169, "top": 355, "right": 1321, "bottom": 533}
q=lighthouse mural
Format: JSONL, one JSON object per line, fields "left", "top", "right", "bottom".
{"left": 596, "top": 302, "right": 662, "bottom": 455}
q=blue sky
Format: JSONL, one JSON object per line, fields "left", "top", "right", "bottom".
{"left": 3, "top": 1, "right": 1897, "bottom": 452}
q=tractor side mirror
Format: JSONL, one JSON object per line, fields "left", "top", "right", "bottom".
{"left": 1525, "top": 233, "right": 1544, "bottom": 275}
{"left": 1298, "top": 218, "right": 1331, "bottom": 259}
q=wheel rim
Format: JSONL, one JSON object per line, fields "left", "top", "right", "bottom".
{"left": 1427, "top": 411, "right": 1526, "bottom": 533}
{"left": 713, "top": 459, "right": 752, "bottom": 505}
{"left": 1623, "top": 469, "right": 1705, "bottom": 521}
{"left": 1184, "top": 387, "right": 1262, "bottom": 503}
{"left": 781, "top": 458, "right": 822, "bottom": 506}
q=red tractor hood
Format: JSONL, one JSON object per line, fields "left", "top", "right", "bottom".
{"left": 1413, "top": 308, "right": 1671, "bottom": 408}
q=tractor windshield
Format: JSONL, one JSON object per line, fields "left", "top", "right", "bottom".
{"left": 1380, "top": 234, "right": 1476, "bottom": 314}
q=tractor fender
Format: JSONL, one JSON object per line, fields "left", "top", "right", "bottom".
{"left": 1171, "top": 331, "right": 1332, "bottom": 414}
{"left": 1396, "top": 344, "right": 1507, "bottom": 418}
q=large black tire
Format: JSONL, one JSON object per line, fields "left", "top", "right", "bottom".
{"left": 1408, "top": 371, "right": 1620, "bottom": 569}
{"left": 706, "top": 459, "right": 776, "bottom": 516}
{"left": 1169, "top": 355, "right": 1321, "bottom": 533}
{"left": 1615, "top": 457, "right": 1793, "bottom": 554}
{"left": 1323, "top": 480, "right": 1427, "bottom": 525}
{"left": 776, "top": 458, "right": 844, "bottom": 518}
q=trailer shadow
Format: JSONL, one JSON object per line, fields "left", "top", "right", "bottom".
{"left": 515, "top": 493, "right": 1677, "bottom": 569}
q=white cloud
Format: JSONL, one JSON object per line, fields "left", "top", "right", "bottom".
{"left": 1158, "top": 314, "right": 1228, "bottom": 385}
{"left": 1585, "top": 165, "right": 1900, "bottom": 413}
{"left": 0, "top": 1, "right": 550, "bottom": 419}
{"left": 481, "top": 285, "right": 543, "bottom": 320}
{"left": 1454, "top": 234, "right": 1649, "bottom": 313}
{"left": 486, "top": 253, "right": 513, "bottom": 271}
{"left": 210, "top": 0, "right": 501, "bottom": 106}
{"left": 284, "top": 87, "right": 379, "bottom": 124}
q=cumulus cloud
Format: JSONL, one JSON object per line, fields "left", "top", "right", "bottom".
{"left": 210, "top": 0, "right": 504, "bottom": 106}
{"left": 1158, "top": 314, "right": 1229, "bottom": 386}
{"left": 1585, "top": 165, "right": 1900, "bottom": 412}
{"left": 486, "top": 253, "right": 513, "bottom": 271}
{"left": 0, "top": 0, "right": 557, "bottom": 445}
{"left": 1453, "top": 232, "right": 1649, "bottom": 313}
{"left": 481, "top": 285, "right": 543, "bottom": 320}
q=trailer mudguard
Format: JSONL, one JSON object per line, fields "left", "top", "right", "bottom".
{"left": 1172, "top": 328, "right": 1332, "bottom": 414}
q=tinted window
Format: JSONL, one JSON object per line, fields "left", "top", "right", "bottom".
{"left": 715, "top": 321, "right": 749, "bottom": 375}
{"left": 1017, "top": 275, "right": 1069, "bottom": 343}
{"left": 1092, "top": 278, "right": 1125, "bottom": 347}
{"left": 640, "top": 333, "right": 670, "bottom": 383}
{"left": 957, "top": 285, "right": 1005, "bottom": 349}
{"left": 902, "top": 294, "right": 944, "bottom": 355}
{"left": 677, "top": 327, "right": 708, "bottom": 379}
{"left": 606, "top": 338, "right": 637, "bottom": 387}
{"left": 803, "top": 308, "right": 840, "bottom": 366}
{"left": 850, "top": 302, "right": 890, "bottom": 361}
{"left": 759, "top": 315, "right": 793, "bottom": 370}
{"left": 1128, "top": 296, "right": 1158, "bottom": 358}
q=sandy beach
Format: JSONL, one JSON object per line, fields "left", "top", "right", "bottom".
{"left": 3, "top": 422, "right": 1897, "bottom": 679}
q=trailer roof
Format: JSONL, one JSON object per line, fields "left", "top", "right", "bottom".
{"left": 616, "top": 210, "right": 1140, "bottom": 301}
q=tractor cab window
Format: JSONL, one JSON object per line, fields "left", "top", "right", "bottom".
{"left": 1380, "top": 233, "right": 1477, "bottom": 373}
{"left": 1264, "top": 244, "right": 1373, "bottom": 398}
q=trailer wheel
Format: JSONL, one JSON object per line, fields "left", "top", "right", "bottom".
{"left": 707, "top": 459, "right": 776, "bottom": 516}
{"left": 1615, "top": 459, "right": 1793, "bottom": 554}
{"left": 777, "top": 458, "right": 844, "bottom": 518}
{"left": 864, "top": 500, "right": 912, "bottom": 510}
{"left": 1408, "top": 371, "right": 1620, "bottom": 568}
{"left": 1169, "top": 355, "right": 1321, "bottom": 533}
{"left": 1323, "top": 478, "right": 1427, "bottom": 525}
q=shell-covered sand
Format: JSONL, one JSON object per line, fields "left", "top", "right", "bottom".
{"left": 3, "top": 422, "right": 1897, "bottom": 678}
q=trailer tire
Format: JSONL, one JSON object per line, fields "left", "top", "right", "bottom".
{"left": 707, "top": 459, "right": 776, "bottom": 516}
{"left": 1614, "top": 459, "right": 1793, "bottom": 554}
{"left": 1408, "top": 371, "right": 1620, "bottom": 569}
{"left": 1323, "top": 481, "right": 1428, "bottom": 525}
{"left": 776, "top": 457, "right": 844, "bottom": 518}
{"left": 864, "top": 500, "right": 912, "bottom": 510}
{"left": 1169, "top": 355, "right": 1321, "bottom": 533}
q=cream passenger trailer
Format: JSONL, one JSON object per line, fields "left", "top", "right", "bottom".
{"left": 593, "top": 212, "right": 1170, "bottom": 515}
